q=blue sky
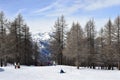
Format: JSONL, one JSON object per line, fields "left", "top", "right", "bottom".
{"left": 0, "top": 0, "right": 120, "bottom": 33}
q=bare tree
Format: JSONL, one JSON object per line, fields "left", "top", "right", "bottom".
{"left": 114, "top": 16, "right": 120, "bottom": 70}
{"left": 85, "top": 19, "right": 96, "bottom": 69}
{"left": 50, "top": 15, "right": 67, "bottom": 65}
{"left": 0, "top": 11, "right": 7, "bottom": 67}
{"left": 103, "top": 19, "right": 116, "bottom": 70}
{"left": 63, "top": 22, "right": 84, "bottom": 69}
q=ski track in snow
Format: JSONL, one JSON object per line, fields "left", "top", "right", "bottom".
{"left": 0, "top": 65, "right": 120, "bottom": 80}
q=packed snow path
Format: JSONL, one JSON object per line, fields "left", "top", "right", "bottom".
{"left": 0, "top": 65, "right": 120, "bottom": 80}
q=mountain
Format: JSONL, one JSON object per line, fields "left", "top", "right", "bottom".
{"left": 32, "top": 32, "right": 51, "bottom": 42}
{"left": 32, "top": 32, "right": 52, "bottom": 63}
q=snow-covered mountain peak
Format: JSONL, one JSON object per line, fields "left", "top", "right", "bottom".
{"left": 32, "top": 32, "right": 51, "bottom": 42}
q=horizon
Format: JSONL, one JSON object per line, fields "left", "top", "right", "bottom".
{"left": 0, "top": 0, "right": 120, "bottom": 34}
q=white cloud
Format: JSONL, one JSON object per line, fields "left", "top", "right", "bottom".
{"left": 33, "top": 0, "right": 60, "bottom": 13}
{"left": 28, "top": 0, "right": 120, "bottom": 33}
{"left": 33, "top": 0, "right": 83, "bottom": 17}
{"left": 33, "top": 0, "right": 120, "bottom": 17}
{"left": 46, "top": 2, "right": 83, "bottom": 17}
{"left": 84, "top": 0, "right": 120, "bottom": 10}
{"left": 33, "top": 0, "right": 63, "bottom": 14}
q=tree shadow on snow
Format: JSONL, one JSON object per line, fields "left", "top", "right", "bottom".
{"left": 0, "top": 68, "right": 4, "bottom": 72}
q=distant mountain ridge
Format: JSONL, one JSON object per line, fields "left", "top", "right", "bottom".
{"left": 32, "top": 32, "right": 52, "bottom": 62}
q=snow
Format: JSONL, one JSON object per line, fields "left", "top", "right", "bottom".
{"left": 0, "top": 65, "right": 120, "bottom": 80}
{"left": 32, "top": 32, "right": 50, "bottom": 41}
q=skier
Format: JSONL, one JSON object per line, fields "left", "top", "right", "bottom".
{"left": 53, "top": 61, "right": 56, "bottom": 66}
{"left": 14, "top": 62, "right": 17, "bottom": 69}
{"left": 18, "top": 63, "right": 20, "bottom": 69}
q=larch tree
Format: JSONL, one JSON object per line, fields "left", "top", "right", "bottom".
{"left": 8, "top": 14, "right": 34, "bottom": 65}
{"left": 63, "top": 22, "right": 84, "bottom": 69}
{"left": 85, "top": 19, "right": 96, "bottom": 69}
{"left": 63, "top": 23, "right": 76, "bottom": 66}
{"left": 0, "top": 11, "right": 7, "bottom": 67}
{"left": 32, "top": 42, "right": 40, "bottom": 66}
{"left": 50, "top": 15, "right": 67, "bottom": 65}
{"left": 22, "top": 24, "right": 33, "bottom": 65}
{"left": 114, "top": 16, "right": 120, "bottom": 70}
{"left": 9, "top": 14, "right": 24, "bottom": 63}
{"left": 103, "top": 19, "right": 116, "bottom": 70}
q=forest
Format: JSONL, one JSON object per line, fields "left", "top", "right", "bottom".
{"left": 50, "top": 15, "right": 120, "bottom": 70}
{"left": 0, "top": 11, "right": 39, "bottom": 66}
{"left": 0, "top": 11, "right": 120, "bottom": 70}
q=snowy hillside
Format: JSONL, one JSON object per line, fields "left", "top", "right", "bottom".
{"left": 0, "top": 65, "right": 120, "bottom": 80}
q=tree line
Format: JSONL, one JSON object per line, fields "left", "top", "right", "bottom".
{"left": 1, "top": 11, "right": 120, "bottom": 70}
{"left": 0, "top": 11, "right": 40, "bottom": 67}
{"left": 50, "top": 15, "right": 120, "bottom": 70}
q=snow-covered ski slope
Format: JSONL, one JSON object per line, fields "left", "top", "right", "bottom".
{"left": 0, "top": 65, "right": 120, "bottom": 80}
